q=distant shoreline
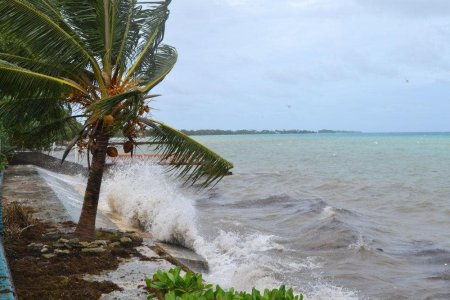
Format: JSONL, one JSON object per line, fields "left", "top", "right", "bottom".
{"left": 180, "top": 129, "right": 361, "bottom": 136}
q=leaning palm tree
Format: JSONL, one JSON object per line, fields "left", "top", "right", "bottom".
{"left": 0, "top": 0, "right": 233, "bottom": 240}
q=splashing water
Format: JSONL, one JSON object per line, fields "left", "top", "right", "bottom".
{"left": 46, "top": 133, "right": 450, "bottom": 299}
{"left": 100, "top": 162, "right": 359, "bottom": 299}
{"left": 102, "top": 161, "right": 201, "bottom": 248}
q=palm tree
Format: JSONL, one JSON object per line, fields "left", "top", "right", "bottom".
{"left": 0, "top": 0, "right": 233, "bottom": 240}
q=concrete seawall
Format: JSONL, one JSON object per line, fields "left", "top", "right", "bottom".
{"left": 9, "top": 152, "right": 87, "bottom": 176}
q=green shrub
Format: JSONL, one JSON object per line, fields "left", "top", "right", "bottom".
{"left": 0, "top": 122, "right": 15, "bottom": 170}
{"left": 145, "top": 267, "right": 303, "bottom": 300}
{"left": 0, "top": 152, "right": 6, "bottom": 171}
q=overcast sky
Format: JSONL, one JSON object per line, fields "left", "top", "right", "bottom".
{"left": 151, "top": 0, "right": 450, "bottom": 132}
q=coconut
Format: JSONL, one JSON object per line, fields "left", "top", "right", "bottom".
{"left": 106, "top": 146, "right": 118, "bottom": 157}
{"left": 123, "top": 141, "right": 133, "bottom": 153}
{"left": 103, "top": 115, "right": 114, "bottom": 126}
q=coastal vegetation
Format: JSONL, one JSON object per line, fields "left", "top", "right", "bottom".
{"left": 0, "top": 0, "right": 233, "bottom": 240}
{"left": 0, "top": 33, "right": 82, "bottom": 152}
{"left": 0, "top": 122, "right": 14, "bottom": 170}
{"left": 146, "top": 267, "right": 303, "bottom": 300}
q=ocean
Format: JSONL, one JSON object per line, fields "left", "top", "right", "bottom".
{"left": 54, "top": 133, "right": 450, "bottom": 299}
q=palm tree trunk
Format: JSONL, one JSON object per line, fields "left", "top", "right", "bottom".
{"left": 74, "top": 130, "right": 110, "bottom": 240}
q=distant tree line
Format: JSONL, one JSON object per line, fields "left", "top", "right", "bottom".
{"left": 177, "top": 129, "right": 360, "bottom": 136}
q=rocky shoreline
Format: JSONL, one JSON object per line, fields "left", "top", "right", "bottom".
{"left": 25, "top": 230, "right": 143, "bottom": 259}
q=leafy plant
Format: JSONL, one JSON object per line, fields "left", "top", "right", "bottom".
{"left": 145, "top": 267, "right": 303, "bottom": 300}
{"left": 146, "top": 267, "right": 212, "bottom": 299}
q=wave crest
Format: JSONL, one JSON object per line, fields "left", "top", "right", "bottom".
{"left": 103, "top": 162, "right": 200, "bottom": 249}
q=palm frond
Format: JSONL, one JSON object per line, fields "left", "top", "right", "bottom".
{"left": 0, "top": 97, "right": 80, "bottom": 150}
{"left": 0, "top": 0, "right": 89, "bottom": 68}
{"left": 139, "top": 118, "right": 233, "bottom": 187}
{"left": 123, "top": 1, "right": 171, "bottom": 82}
{"left": 113, "top": 0, "right": 138, "bottom": 72}
{"left": 0, "top": 34, "right": 32, "bottom": 57}
{"left": 61, "top": 121, "right": 91, "bottom": 163}
{"left": 87, "top": 89, "right": 141, "bottom": 118}
{"left": 55, "top": 0, "right": 107, "bottom": 58}
{"left": 0, "top": 60, "right": 86, "bottom": 98}
{"left": 139, "top": 44, "right": 177, "bottom": 92}
{"left": 0, "top": 0, "right": 107, "bottom": 92}
{"left": 23, "top": 114, "right": 84, "bottom": 148}
{"left": 0, "top": 53, "right": 76, "bottom": 78}
{"left": 0, "top": 97, "right": 65, "bottom": 124}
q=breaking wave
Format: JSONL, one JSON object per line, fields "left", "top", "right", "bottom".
{"left": 101, "top": 162, "right": 359, "bottom": 299}
{"left": 103, "top": 161, "right": 200, "bottom": 248}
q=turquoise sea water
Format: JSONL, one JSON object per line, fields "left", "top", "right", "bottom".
{"left": 48, "top": 133, "right": 449, "bottom": 298}
{"left": 186, "top": 133, "right": 450, "bottom": 299}
{"left": 95, "top": 133, "right": 450, "bottom": 299}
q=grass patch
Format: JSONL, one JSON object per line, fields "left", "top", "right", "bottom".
{"left": 3, "top": 201, "right": 37, "bottom": 240}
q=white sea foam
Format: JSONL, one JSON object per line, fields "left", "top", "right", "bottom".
{"left": 101, "top": 162, "right": 359, "bottom": 299}
{"left": 306, "top": 283, "right": 359, "bottom": 300}
{"left": 102, "top": 161, "right": 200, "bottom": 248}
{"left": 195, "top": 230, "right": 285, "bottom": 291}
{"left": 348, "top": 234, "right": 371, "bottom": 252}
{"left": 321, "top": 206, "right": 337, "bottom": 218}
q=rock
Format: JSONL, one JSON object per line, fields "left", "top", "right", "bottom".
{"left": 55, "top": 249, "right": 70, "bottom": 255}
{"left": 81, "top": 247, "right": 106, "bottom": 254}
{"left": 92, "top": 240, "right": 109, "bottom": 247}
{"left": 69, "top": 238, "right": 79, "bottom": 244}
{"left": 43, "top": 232, "right": 62, "bottom": 240}
{"left": 27, "top": 243, "right": 44, "bottom": 250}
{"left": 109, "top": 242, "right": 120, "bottom": 248}
{"left": 41, "top": 247, "right": 49, "bottom": 254}
{"left": 42, "top": 254, "right": 56, "bottom": 259}
{"left": 58, "top": 238, "right": 69, "bottom": 244}
{"left": 68, "top": 238, "right": 80, "bottom": 247}
{"left": 127, "top": 234, "right": 143, "bottom": 243}
{"left": 119, "top": 237, "right": 132, "bottom": 245}
{"left": 53, "top": 242, "right": 65, "bottom": 248}
{"left": 64, "top": 243, "right": 73, "bottom": 249}
{"left": 79, "top": 241, "right": 91, "bottom": 248}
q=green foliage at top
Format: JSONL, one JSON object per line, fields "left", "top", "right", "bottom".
{"left": 145, "top": 268, "right": 303, "bottom": 300}
{"left": 0, "top": 31, "right": 80, "bottom": 151}
{"left": 0, "top": 0, "right": 233, "bottom": 186}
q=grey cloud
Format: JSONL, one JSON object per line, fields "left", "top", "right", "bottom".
{"left": 361, "top": 0, "right": 450, "bottom": 16}
{"left": 151, "top": 0, "right": 450, "bottom": 131}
